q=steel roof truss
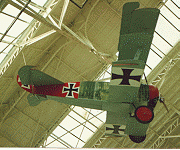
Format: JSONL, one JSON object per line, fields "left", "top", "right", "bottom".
{"left": 150, "top": 117, "right": 180, "bottom": 148}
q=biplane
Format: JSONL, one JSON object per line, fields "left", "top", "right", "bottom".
{"left": 17, "top": 2, "right": 162, "bottom": 143}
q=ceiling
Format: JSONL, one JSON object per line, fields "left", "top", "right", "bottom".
{"left": 0, "top": 0, "right": 179, "bottom": 148}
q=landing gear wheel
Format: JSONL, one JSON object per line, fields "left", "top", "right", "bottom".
{"left": 129, "top": 135, "right": 146, "bottom": 143}
{"left": 135, "top": 106, "right": 154, "bottom": 124}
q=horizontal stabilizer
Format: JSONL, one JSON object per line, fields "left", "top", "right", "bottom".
{"left": 27, "top": 93, "right": 48, "bottom": 106}
{"left": 18, "top": 65, "right": 64, "bottom": 86}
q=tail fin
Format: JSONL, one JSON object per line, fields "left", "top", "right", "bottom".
{"left": 18, "top": 65, "right": 63, "bottom": 86}
{"left": 17, "top": 75, "right": 33, "bottom": 93}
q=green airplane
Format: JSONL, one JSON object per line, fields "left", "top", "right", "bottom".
{"left": 17, "top": 2, "right": 163, "bottom": 143}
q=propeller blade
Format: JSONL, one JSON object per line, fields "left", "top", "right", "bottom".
{"left": 161, "top": 101, "right": 169, "bottom": 112}
{"left": 159, "top": 97, "right": 169, "bottom": 112}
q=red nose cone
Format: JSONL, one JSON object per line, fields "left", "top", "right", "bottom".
{"left": 149, "top": 85, "right": 159, "bottom": 100}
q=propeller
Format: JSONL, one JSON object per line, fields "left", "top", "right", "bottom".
{"left": 159, "top": 96, "right": 169, "bottom": 112}
{"left": 157, "top": 77, "right": 169, "bottom": 112}
{"left": 144, "top": 71, "right": 169, "bottom": 112}
{"left": 155, "top": 67, "right": 170, "bottom": 112}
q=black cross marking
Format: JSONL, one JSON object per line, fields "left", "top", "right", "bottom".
{"left": 106, "top": 125, "right": 124, "bottom": 134}
{"left": 112, "top": 69, "right": 141, "bottom": 85}
{"left": 63, "top": 83, "right": 79, "bottom": 97}
{"left": 21, "top": 84, "right": 30, "bottom": 89}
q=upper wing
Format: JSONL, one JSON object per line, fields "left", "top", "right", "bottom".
{"left": 18, "top": 65, "right": 64, "bottom": 86}
{"left": 108, "top": 3, "right": 160, "bottom": 103}
{"left": 118, "top": 2, "right": 160, "bottom": 63}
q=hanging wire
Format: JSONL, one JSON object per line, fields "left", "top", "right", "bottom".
{"left": 22, "top": 51, "right": 27, "bottom": 65}
{"left": 143, "top": 73, "right": 148, "bottom": 85}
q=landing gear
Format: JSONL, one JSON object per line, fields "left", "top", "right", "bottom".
{"left": 134, "top": 106, "right": 154, "bottom": 124}
{"left": 129, "top": 135, "right": 146, "bottom": 143}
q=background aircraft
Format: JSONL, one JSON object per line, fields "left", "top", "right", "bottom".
{"left": 17, "top": 2, "right": 163, "bottom": 143}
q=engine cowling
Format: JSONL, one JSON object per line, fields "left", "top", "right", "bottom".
{"left": 147, "top": 85, "right": 159, "bottom": 109}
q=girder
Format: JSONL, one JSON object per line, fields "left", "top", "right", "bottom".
{"left": 150, "top": 117, "right": 180, "bottom": 148}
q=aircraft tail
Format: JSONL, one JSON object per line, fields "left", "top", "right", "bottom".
{"left": 27, "top": 93, "right": 48, "bottom": 106}
{"left": 18, "top": 65, "right": 64, "bottom": 86}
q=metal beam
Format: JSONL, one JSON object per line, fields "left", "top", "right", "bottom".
{"left": 21, "top": 30, "right": 56, "bottom": 46}
{"left": 150, "top": 118, "right": 180, "bottom": 148}
{"left": 0, "top": 0, "right": 31, "bottom": 42}
{"left": 59, "top": 0, "right": 69, "bottom": 29}
{"left": 6, "top": 0, "right": 70, "bottom": 39}
{"left": 21, "top": 0, "right": 45, "bottom": 11}
{"left": 0, "top": 0, "right": 8, "bottom": 12}
{"left": 44, "top": 107, "right": 105, "bottom": 148}
{"left": 171, "top": 0, "right": 179, "bottom": 9}
{"left": 1, "top": 40, "right": 19, "bottom": 47}
{"left": 1, "top": 11, "right": 29, "bottom": 23}
{"left": 36, "top": 107, "right": 72, "bottom": 147}
{"left": 49, "top": 15, "right": 112, "bottom": 64}
{"left": 48, "top": 14, "right": 95, "bottom": 50}
{"left": 14, "top": 106, "right": 72, "bottom": 147}
{"left": 159, "top": 135, "right": 180, "bottom": 138}
{"left": 171, "top": 105, "right": 180, "bottom": 115}
{"left": 0, "top": 36, "right": 69, "bottom": 147}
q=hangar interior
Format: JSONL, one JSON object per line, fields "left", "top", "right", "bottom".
{"left": 0, "top": 0, "right": 179, "bottom": 148}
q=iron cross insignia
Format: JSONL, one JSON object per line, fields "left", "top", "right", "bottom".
{"left": 17, "top": 76, "right": 31, "bottom": 89}
{"left": 62, "top": 83, "right": 79, "bottom": 98}
{"left": 111, "top": 69, "right": 141, "bottom": 85}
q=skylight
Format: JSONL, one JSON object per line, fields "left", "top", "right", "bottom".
{"left": 0, "top": 0, "right": 49, "bottom": 71}
{"left": 45, "top": 106, "right": 106, "bottom": 148}
{"left": 0, "top": 4, "right": 31, "bottom": 64}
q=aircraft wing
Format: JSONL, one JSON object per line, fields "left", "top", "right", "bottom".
{"left": 104, "top": 102, "right": 149, "bottom": 138}
{"left": 105, "top": 112, "right": 149, "bottom": 138}
{"left": 118, "top": 2, "right": 160, "bottom": 63}
{"left": 18, "top": 65, "right": 64, "bottom": 86}
{"left": 125, "top": 117, "right": 149, "bottom": 136}
{"left": 108, "top": 2, "right": 160, "bottom": 103}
